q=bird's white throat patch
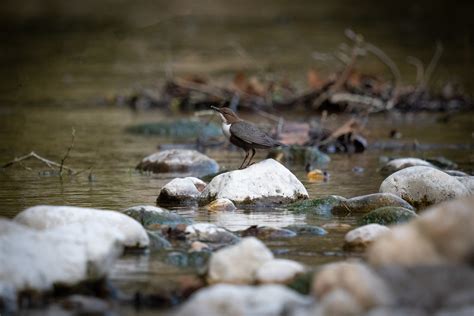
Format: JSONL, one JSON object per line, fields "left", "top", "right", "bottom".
{"left": 222, "top": 122, "right": 232, "bottom": 139}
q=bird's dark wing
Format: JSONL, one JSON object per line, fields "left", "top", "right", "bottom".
{"left": 230, "top": 121, "right": 279, "bottom": 147}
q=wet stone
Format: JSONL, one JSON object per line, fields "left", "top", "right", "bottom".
{"left": 358, "top": 207, "right": 418, "bottom": 226}
{"left": 344, "top": 224, "right": 391, "bottom": 250}
{"left": 205, "top": 198, "right": 236, "bottom": 212}
{"left": 284, "top": 224, "right": 328, "bottom": 236}
{"left": 380, "top": 158, "right": 435, "bottom": 174}
{"left": 288, "top": 195, "right": 346, "bottom": 215}
{"left": 339, "top": 193, "right": 415, "bottom": 214}
{"left": 240, "top": 225, "right": 297, "bottom": 239}
{"left": 136, "top": 149, "right": 219, "bottom": 176}
{"left": 146, "top": 230, "right": 172, "bottom": 251}
{"left": 185, "top": 223, "right": 240, "bottom": 245}
{"left": 157, "top": 177, "right": 205, "bottom": 205}
{"left": 123, "top": 205, "right": 192, "bottom": 228}
{"left": 379, "top": 166, "right": 470, "bottom": 209}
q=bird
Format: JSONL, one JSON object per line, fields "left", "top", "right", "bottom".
{"left": 211, "top": 106, "right": 284, "bottom": 169}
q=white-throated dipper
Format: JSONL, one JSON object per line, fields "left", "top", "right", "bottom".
{"left": 211, "top": 106, "right": 284, "bottom": 169}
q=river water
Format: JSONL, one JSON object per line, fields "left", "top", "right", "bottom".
{"left": 0, "top": 105, "right": 472, "bottom": 313}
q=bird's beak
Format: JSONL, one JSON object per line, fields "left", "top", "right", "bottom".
{"left": 210, "top": 105, "right": 221, "bottom": 113}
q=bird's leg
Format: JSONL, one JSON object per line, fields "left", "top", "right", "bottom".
{"left": 245, "top": 148, "right": 256, "bottom": 168}
{"left": 239, "top": 150, "right": 249, "bottom": 169}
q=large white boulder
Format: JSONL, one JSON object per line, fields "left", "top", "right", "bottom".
{"left": 199, "top": 159, "right": 308, "bottom": 205}
{"left": 379, "top": 166, "right": 469, "bottom": 208}
{"left": 136, "top": 149, "right": 219, "bottom": 176}
{"left": 14, "top": 205, "right": 149, "bottom": 248}
{"left": 207, "top": 237, "right": 274, "bottom": 284}
{"left": 0, "top": 219, "right": 122, "bottom": 293}
{"left": 177, "top": 284, "right": 311, "bottom": 316}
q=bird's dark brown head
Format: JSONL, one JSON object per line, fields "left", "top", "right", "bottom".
{"left": 211, "top": 106, "right": 242, "bottom": 124}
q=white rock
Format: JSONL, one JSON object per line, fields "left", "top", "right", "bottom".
{"left": 312, "top": 261, "right": 393, "bottom": 311}
{"left": 379, "top": 166, "right": 469, "bottom": 208}
{"left": 185, "top": 223, "right": 239, "bottom": 244}
{"left": 177, "top": 284, "right": 311, "bottom": 316}
{"left": 206, "top": 198, "right": 237, "bottom": 212}
{"left": 344, "top": 224, "right": 391, "bottom": 249}
{"left": 381, "top": 158, "right": 435, "bottom": 174}
{"left": 0, "top": 219, "right": 122, "bottom": 293}
{"left": 208, "top": 237, "right": 274, "bottom": 284}
{"left": 199, "top": 159, "right": 308, "bottom": 205}
{"left": 369, "top": 195, "right": 474, "bottom": 266}
{"left": 157, "top": 178, "right": 201, "bottom": 204}
{"left": 455, "top": 176, "right": 474, "bottom": 193}
{"left": 256, "top": 259, "right": 305, "bottom": 284}
{"left": 137, "top": 149, "right": 219, "bottom": 175}
{"left": 186, "top": 177, "right": 207, "bottom": 192}
{"left": 14, "top": 205, "right": 149, "bottom": 248}
{"left": 317, "top": 288, "right": 364, "bottom": 316}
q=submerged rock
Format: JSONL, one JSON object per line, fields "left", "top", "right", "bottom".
{"left": 284, "top": 224, "right": 328, "bottom": 236}
{"left": 185, "top": 223, "right": 240, "bottom": 245}
{"left": 379, "top": 166, "right": 470, "bottom": 209}
{"left": 205, "top": 198, "right": 237, "bottom": 212}
{"left": 146, "top": 230, "right": 172, "bottom": 250}
{"left": 312, "top": 261, "right": 393, "bottom": 312}
{"left": 240, "top": 225, "right": 297, "bottom": 239}
{"left": 288, "top": 195, "right": 346, "bottom": 215}
{"left": 0, "top": 219, "right": 122, "bottom": 294}
{"left": 358, "top": 207, "right": 418, "bottom": 226}
{"left": 126, "top": 120, "right": 221, "bottom": 138}
{"left": 255, "top": 259, "right": 306, "bottom": 284}
{"left": 344, "top": 224, "right": 391, "bottom": 250}
{"left": 157, "top": 177, "right": 206, "bottom": 205}
{"left": 426, "top": 156, "right": 458, "bottom": 169}
{"left": 381, "top": 157, "right": 435, "bottom": 174}
{"left": 123, "top": 205, "right": 192, "bottom": 228}
{"left": 207, "top": 237, "right": 274, "bottom": 284}
{"left": 177, "top": 284, "right": 311, "bottom": 316}
{"left": 199, "top": 159, "right": 308, "bottom": 205}
{"left": 368, "top": 196, "right": 474, "bottom": 266}
{"left": 15, "top": 205, "right": 149, "bottom": 248}
{"left": 136, "top": 149, "right": 219, "bottom": 176}
{"left": 288, "top": 193, "right": 414, "bottom": 215}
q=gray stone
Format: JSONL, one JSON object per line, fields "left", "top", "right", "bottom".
{"left": 381, "top": 158, "right": 435, "bottom": 174}
{"left": 136, "top": 149, "right": 219, "bottom": 176}
{"left": 344, "top": 224, "right": 391, "bottom": 250}
{"left": 157, "top": 177, "right": 206, "bottom": 205}
{"left": 185, "top": 223, "right": 239, "bottom": 245}
{"left": 455, "top": 176, "right": 474, "bottom": 193}
{"left": 379, "top": 166, "right": 470, "bottom": 209}
{"left": 123, "top": 205, "right": 192, "bottom": 227}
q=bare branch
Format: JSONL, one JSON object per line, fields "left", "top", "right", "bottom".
{"left": 60, "top": 127, "right": 76, "bottom": 176}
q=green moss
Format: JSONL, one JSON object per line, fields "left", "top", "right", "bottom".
{"left": 286, "top": 271, "right": 314, "bottom": 295}
{"left": 358, "top": 206, "right": 418, "bottom": 225}
{"left": 287, "top": 195, "right": 346, "bottom": 215}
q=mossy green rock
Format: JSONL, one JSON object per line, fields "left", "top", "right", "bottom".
{"left": 358, "top": 206, "right": 418, "bottom": 225}
{"left": 123, "top": 205, "right": 192, "bottom": 228}
{"left": 286, "top": 271, "right": 314, "bottom": 295}
{"left": 287, "top": 195, "right": 346, "bottom": 215}
{"left": 126, "top": 120, "right": 221, "bottom": 138}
